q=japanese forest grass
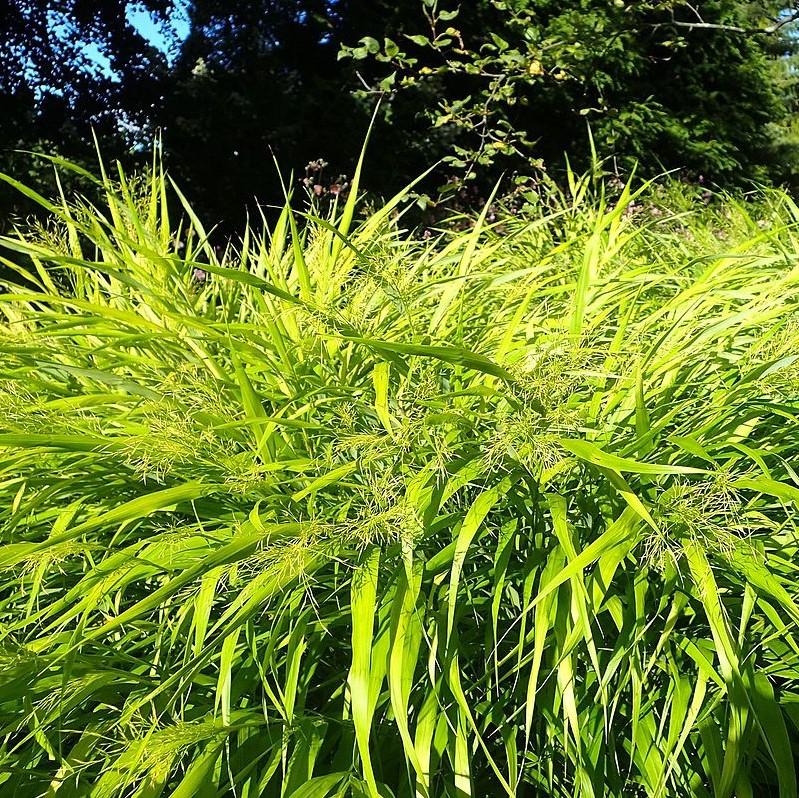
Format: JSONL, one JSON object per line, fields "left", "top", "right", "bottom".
{"left": 1, "top": 158, "right": 799, "bottom": 798}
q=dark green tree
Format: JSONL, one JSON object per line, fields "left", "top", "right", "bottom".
{"left": 157, "top": 0, "right": 434, "bottom": 229}
{"left": 0, "top": 0, "right": 173, "bottom": 222}
{"left": 342, "top": 0, "right": 799, "bottom": 194}
{"left": 3, "top": 0, "right": 798, "bottom": 230}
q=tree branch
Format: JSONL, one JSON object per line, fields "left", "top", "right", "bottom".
{"left": 649, "top": 5, "right": 799, "bottom": 36}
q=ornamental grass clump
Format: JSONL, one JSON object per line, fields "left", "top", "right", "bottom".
{"left": 1, "top": 154, "right": 799, "bottom": 797}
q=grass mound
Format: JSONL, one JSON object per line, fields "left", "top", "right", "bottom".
{"left": 1, "top": 160, "right": 799, "bottom": 797}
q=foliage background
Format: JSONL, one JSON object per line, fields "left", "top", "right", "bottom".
{"left": 2, "top": 1, "right": 799, "bottom": 228}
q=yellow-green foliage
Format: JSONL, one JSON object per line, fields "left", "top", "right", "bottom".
{"left": 1, "top": 158, "right": 799, "bottom": 797}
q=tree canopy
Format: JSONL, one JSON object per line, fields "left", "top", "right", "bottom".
{"left": 2, "top": 0, "right": 798, "bottom": 227}
{"left": 0, "top": 1, "right": 173, "bottom": 215}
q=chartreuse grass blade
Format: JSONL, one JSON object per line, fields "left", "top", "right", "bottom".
{"left": 558, "top": 438, "right": 706, "bottom": 475}
{"left": 348, "top": 546, "right": 381, "bottom": 797}
{"left": 387, "top": 561, "right": 427, "bottom": 793}
{"left": 447, "top": 477, "right": 511, "bottom": 646}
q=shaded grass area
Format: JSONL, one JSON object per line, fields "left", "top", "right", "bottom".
{"left": 1, "top": 158, "right": 799, "bottom": 797}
